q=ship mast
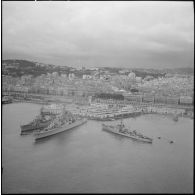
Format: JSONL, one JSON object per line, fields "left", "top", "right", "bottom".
{"left": 120, "top": 119, "right": 124, "bottom": 127}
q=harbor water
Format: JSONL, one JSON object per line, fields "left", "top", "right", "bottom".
{"left": 2, "top": 103, "right": 193, "bottom": 193}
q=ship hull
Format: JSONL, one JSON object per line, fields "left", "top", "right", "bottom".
{"left": 102, "top": 124, "right": 152, "bottom": 143}
{"left": 35, "top": 118, "right": 87, "bottom": 140}
{"left": 2, "top": 99, "right": 12, "bottom": 104}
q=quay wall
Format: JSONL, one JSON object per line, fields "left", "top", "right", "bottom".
{"left": 3, "top": 90, "right": 194, "bottom": 109}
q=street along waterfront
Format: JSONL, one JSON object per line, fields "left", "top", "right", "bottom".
{"left": 2, "top": 103, "right": 193, "bottom": 193}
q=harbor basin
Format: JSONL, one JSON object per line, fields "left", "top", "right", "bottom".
{"left": 2, "top": 103, "right": 193, "bottom": 193}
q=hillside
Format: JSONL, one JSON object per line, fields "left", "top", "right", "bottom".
{"left": 163, "top": 67, "right": 194, "bottom": 75}
{"left": 2, "top": 59, "right": 70, "bottom": 77}
{"left": 2, "top": 59, "right": 194, "bottom": 78}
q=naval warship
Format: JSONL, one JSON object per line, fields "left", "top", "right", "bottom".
{"left": 102, "top": 120, "right": 153, "bottom": 143}
{"left": 34, "top": 111, "right": 87, "bottom": 140}
{"left": 20, "top": 114, "right": 54, "bottom": 135}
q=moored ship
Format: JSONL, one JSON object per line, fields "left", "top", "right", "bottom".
{"left": 102, "top": 121, "right": 153, "bottom": 143}
{"left": 20, "top": 114, "right": 54, "bottom": 134}
{"left": 34, "top": 118, "right": 87, "bottom": 140}
{"left": 2, "top": 96, "right": 13, "bottom": 104}
{"left": 34, "top": 110, "right": 87, "bottom": 140}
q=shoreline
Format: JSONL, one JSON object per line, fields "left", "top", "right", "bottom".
{"left": 4, "top": 100, "right": 193, "bottom": 121}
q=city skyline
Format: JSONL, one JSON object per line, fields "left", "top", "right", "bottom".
{"left": 3, "top": 1, "right": 194, "bottom": 69}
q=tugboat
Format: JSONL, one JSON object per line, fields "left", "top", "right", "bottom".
{"left": 34, "top": 111, "right": 87, "bottom": 140}
{"left": 102, "top": 120, "right": 152, "bottom": 143}
{"left": 173, "top": 111, "right": 179, "bottom": 122}
{"left": 2, "top": 96, "right": 13, "bottom": 104}
{"left": 173, "top": 114, "right": 178, "bottom": 122}
{"left": 20, "top": 114, "right": 54, "bottom": 135}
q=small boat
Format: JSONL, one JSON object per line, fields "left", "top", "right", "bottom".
{"left": 190, "top": 113, "right": 194, "bottom": 119}
{"left": 2, "top": 96, "right": 12, "bottom": 104}
{"left": 173, "top": 113, "right": 178, "bottom": 122}
{"left": 102, "top": 120, "right": 152, "bottom": 143}
{"left": 169, "top": 141, "right": 174, "bottom": 144}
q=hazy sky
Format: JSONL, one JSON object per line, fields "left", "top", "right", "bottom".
{"left": 2, "top": 1, "right": 194, "bottom": 69}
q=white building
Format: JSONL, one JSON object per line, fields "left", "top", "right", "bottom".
{"left": 128, "top": 72, "right": 136, "bottom": 80}
{"left": 136, "top": 77, "right": 142, "bottom": 83}
{"left": 83, "top": 75, "right": 92, "bottom": 79}
{"left": 180, "top": 96, "right": 193, "bottom": 104}
{"left": 69, "top": 73, "right": 75, "bottom": 80}
{"left": 52, "top": 72, "right": 59, "bottom": 77}
{"left": 61, "top": 74, "right": 67, "bottom": 78}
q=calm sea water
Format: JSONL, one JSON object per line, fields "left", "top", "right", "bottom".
{"left": 2, "top": 103, "right": 193, "bottom": 193}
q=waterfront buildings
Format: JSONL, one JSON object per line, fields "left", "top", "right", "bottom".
{"left": 2, "top": 69, "right": 194, "bottom": 108}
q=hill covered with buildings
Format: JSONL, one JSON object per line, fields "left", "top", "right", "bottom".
{"left": 2, "top": 59, "right": 194, "bottom": 106}
{"left": 2, "top": 59, "right": 193, "bottom": 78}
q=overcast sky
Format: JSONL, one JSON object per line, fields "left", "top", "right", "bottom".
{"left": 2, "top": 1, "right": 194, "bottom": 69}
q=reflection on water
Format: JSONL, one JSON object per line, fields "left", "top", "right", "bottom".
{"left": 2, "top": 103, "right": 193, "bottom": 193}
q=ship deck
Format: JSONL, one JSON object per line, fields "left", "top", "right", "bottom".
{"left": 102, "top": 125, "right": 152, "bottom": 143}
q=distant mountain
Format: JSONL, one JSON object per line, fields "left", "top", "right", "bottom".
{"left": 163, "top": 67, "right": 194, "bottom": 75}
{"left": 2, "top": 59, "right": 70, "bottom": 77}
